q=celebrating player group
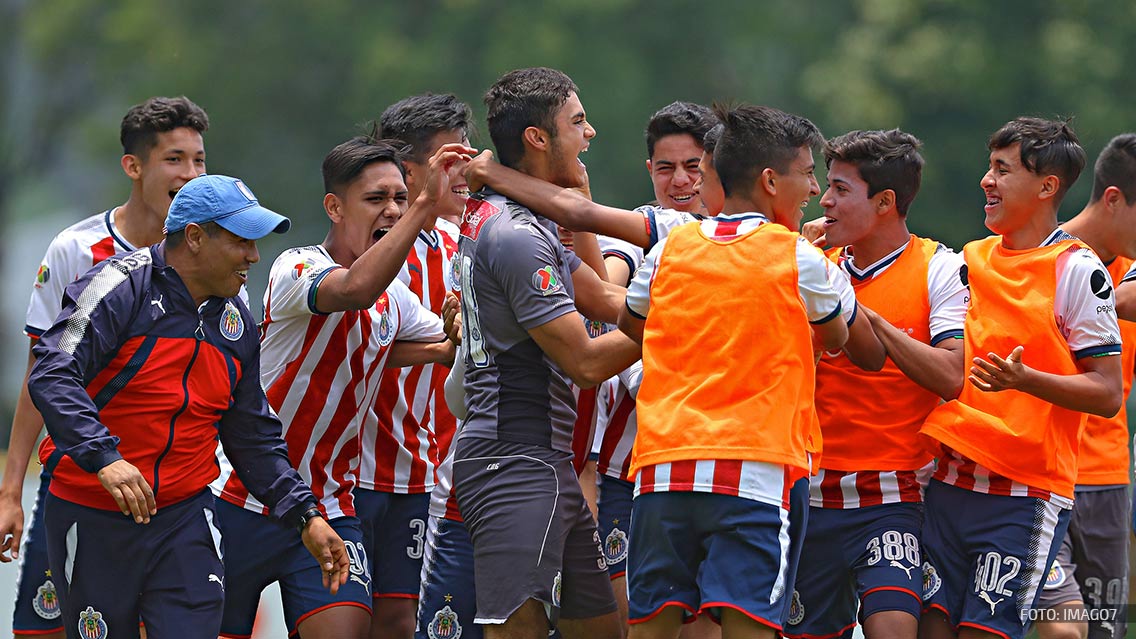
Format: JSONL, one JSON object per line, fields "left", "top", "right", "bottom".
{"left": 0, "top": 65, "right": 1132, "bottom": 639}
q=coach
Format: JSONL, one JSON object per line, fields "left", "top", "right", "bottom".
{"left": 28, "top": 175, "right": 349, "bottom": 639}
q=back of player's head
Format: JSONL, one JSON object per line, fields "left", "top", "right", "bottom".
{"left": 322, "top": 136, "right": 405, "bottom": 195}
{"left": 376, "top": 93, "right": 473, "bottom": 164}
{"left": 711, "top": 104, "right": 822, "bottom": 198}
{"left": 484, "top": 67, "right": 578, "bottom": 169}
{"left": 1090, "top": 133, "right": 1136, "bottom": 204}
{"left": 703, "top": 123, "right": 724, "bottom": 157}
{"left": 824, "top": 129, "right": 924, "bottom": 216}
{"left": 988, "top": 117, "right": 1085, "bottom": 201}
{"left": 645, "top": 101, "right": 717, "bottom": 159}
{"left": 120, "top": 96, "right": 209, "bottom": 158}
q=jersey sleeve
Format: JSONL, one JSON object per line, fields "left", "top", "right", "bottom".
{"left": 625, "top": 236, "right": 668, "bottom": 319}
{"left": 265, "top": 248, "right": 340, "bottom": 319}
{"left": 927, "top": 246, "right": 968, "bottom": 345}
{"left": 26, "top": 234, "right": 86, "bottom": 337}
{"left": 797, "top": 237, "right": 847, "bottom": 324}
{"left": 1054, "top": 247, "right": 1122, "bottom": 359}
{"left": 1122, "top": 260, "right": 1136, "bottom": 283}
{"left": 599, "top": 235, "right": 643, "bottom": 286}
{"left": 642, "top": 206, "right": 700, "bottom": 251}
{"left": 489, "top": 222, "right": 578, "bottom": 330}
{"left": 389, "top": 279, "right": 446, "bottom": 342}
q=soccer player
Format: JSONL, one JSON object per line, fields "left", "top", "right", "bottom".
{"left": 210, "top": 137, "right": 469, "bottom": 639}
{"left": 1034, "top": 133, "right": 1136, "bottom": 639}
{"left": 643, "top": 101, "right": 718, "bottom": 214}
{"left": 784, "top": 129, "right": 968, "bottom": 639}
{"left": 28, "top": 174, "right": 350, "bottom": 639}
{"left": 919, "top": 118, "right": 1122, "bottom": 639}
{"left": 0, "top": 96, "right": 208, "bottom": 639}
{"left": 452, "top": 66, "right": 641, "bottom": 639}
{"left": 357, "top": 93, "right": 471, "bottom": 639}
{"left": 617, "top": 103, "right": 849, "bottom": 639}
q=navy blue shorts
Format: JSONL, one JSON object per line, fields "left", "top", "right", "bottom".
{"left": 415, "top": 516, "right": 481, "bottom": 639}
{"left": 45, "top": 489, "right": 224, "bottom": 639}
{"left": 597, "top": 475, "right": 633, "bottom": 579}
{"left": 13, "top": 468, "right": 65, "bottom": 634}
{"left": 354, "top": 488, "right": 430, "bottom": 599}
{"left": 785, "top": 502, "right": 924, "bottom": 639}
{"left": 213, "top": 499, "right": 371, "bottom": 637}
{"left": 922, "top": 480, "right": 1070, "bottom": 639}
{"left": 779, "top": 476, "right": 810, "bottom": 628}
{"left": 628, "top": 491, "right": 792, "bottom": 630}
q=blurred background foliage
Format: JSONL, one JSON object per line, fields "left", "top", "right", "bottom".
{"left": 3, "top": 0, "right": 1136, "bottom": 436}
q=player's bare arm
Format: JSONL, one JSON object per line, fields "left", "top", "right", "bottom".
{"left": 465, "top": 150, "right": 653, "bottom": 247}
{"left": 813, "top": 312, "right": 850, "bottom": 352}
{"left": 1116, "top": 279, "right": 1136, "bottom": 321}
{"left": 0, "top": 344, "right": 41, "bottom": 561}
{"left": 842, "top": 310, "right": 887, "bottom": 371}
{"left": 528, "top": 313, "right": 641, "bottom": 388}
{"left": 301, "top": 516, "right": 351, "bottom": 595}
{"left": 316, "top": 143, "right": 475, "bottom": 312}
{"left": 969, "top": 346, "right": 1123, "bottom": 417}
{"left": 571, "top": 261, "right": 629, "bottom": 324}
{"left": 863, "top": 306, "right": 965, "bottom": 400}
{"left": 386, "top": 339, "right": 456, "bottom": 368}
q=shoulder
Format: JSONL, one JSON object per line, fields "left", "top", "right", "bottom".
{"left": 269, "top": 245, "right": 337, "bottom": 280}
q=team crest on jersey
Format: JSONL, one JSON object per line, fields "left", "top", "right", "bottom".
{"left": 428, "top": 605, "right": 462, "bottom": 639}
{"left": 376, "top": 297, "right": 394, "bottom": 346}
{"left": 220, "top": 303, "right": 245, "bottom": 341}
{"left": 77, "top": 606, "right": 108, "bottom": 639}
{"left": 532, "top": 266, "right": 562, "bottom": 296}
{"left": 922, "top": 561, "right": 942, "bottom": 599}
{"left": 788, "top": 590, "right": 805, "bottom": 626}
{"left": 32, "top": 577, "right": 61, "bottom": 619}
{"left": 449, "top": 255, "right": 462, "bottom": 293}
{"left": 460, "top": 197, "right": 500, "bottom": 241}
{"left": 292, "top": 257, "right": 316, "bottom": 280}
{"left": 604, "top": 527, "right": 629, "bottom": 564}
{"left": 35, "top": 263, "right": 50, "bottom": 288}
{"left": 552, "top": 571, "right": 562, "bottom": 608}
{"left": 1044, "top": 559, "right": 1066, "bottom": 589}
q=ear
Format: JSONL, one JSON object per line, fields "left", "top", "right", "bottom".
{"left": 403, "top": 161, "right": 418, "bottom": 189}
{"left": 522, "top": 126, "right": 549, "bottom": 153}
{"left": 324, "top": 192, "right": 342, "bottom": 223}
{"left": 646, "top": 158, "right": 654, "bottom": 176}
{"left": 1038, "top": 175, "right": 1060, "bottom": 201}
{"left": 1103, "top": 185, "right": 1125, "bottom": 209}
{"left": 759, "top": 167, "right": 778, "bottom": 197}
{"left": 183, "top": 223, "right": 206, "bottom": 253}
{"left": 121, "top": 154, "right": 142, "bottom": 181}
{"left": 875, "top": 189, "right": 896, "bottom": 213}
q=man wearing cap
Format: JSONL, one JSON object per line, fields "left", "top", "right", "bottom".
{"left": 27, "top": 174, "right": 350, "bottom": 639}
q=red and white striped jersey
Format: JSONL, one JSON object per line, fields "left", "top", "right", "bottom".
{"left": 428, "top": 442, "right": 463, "bottom": 522}
{"left": 212, "top": 245, "right": 445, "bottom": 518}
{"left": 360, "top": 226, "right": 460, "bottom": 494}
{"left": 26, "top": 209, "right": 134, "bottom": 337}
{"left": 932, "top": 448, "right": 1073, "bottom": 509}
{"left": 634, "top": 459, "right": 797, "bottom": 511}
{"left": 595, "top": 363, "right": 641, "bottom": 481}
{"left": 808, "top": 466, "right": 931, "bottom": 509}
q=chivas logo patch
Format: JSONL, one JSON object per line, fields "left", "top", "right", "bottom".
{"left": 32, "top": 578, "right": 60, "bottom": 619}
{"left": 77, "top": 606, "right": 108, "bottom": 639}
{"left": 428, "top": 605, "right": 462, "bottom": 639}
{"left": 604, "top": 527, "right": 628, "bottom": 565}
{"left": 220, "top": 303, "right": 245, "bottom": 341}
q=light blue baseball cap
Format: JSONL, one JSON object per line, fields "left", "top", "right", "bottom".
{"left": 166, "top": 175, "right": 291, "bottom": 239}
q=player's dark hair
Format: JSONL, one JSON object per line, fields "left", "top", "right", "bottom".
{"left": 120, "top": 96, "right": 209, "bottom": 158}
{"left": 322, "top": 137, "right": 405, "bottom": 195}
{"left": 645, "top": 101, "right": 717, "bottom": 159}
{"left": 484, "top": 67, "right": 578, "bottom": 169}
{"left": 372, "top": 93, "right": 473, "bottom": 164}
{"left": 988, "top": 117, "right": 1085, "bottom": 202}
{"left": 1090, "top": 133, "right": 1136, "bottom": 204}
{"left": 711, "top": 104, "right": 823, "bottom": 198}
{"left": 824, "top": 129, "right": 924, "bottom": 216}
{"left": 703, "top": 123, "right": 724, "bottom": 157}
{"left": 164, "top": 221, "right": 221, "bottom": 249}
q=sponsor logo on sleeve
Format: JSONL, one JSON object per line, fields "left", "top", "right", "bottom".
{"left": 532, "top": 266, "right": 562, "bottom": 296}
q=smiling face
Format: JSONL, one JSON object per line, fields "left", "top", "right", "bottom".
{"left": 694, "top": 151, "right": 725, "bottom": 216}
{"left": 546, "top": 92, "right": 596, "bottom": 189}
{"left": 980, "top": 143, "right": 1051, "bottom": 235}
{"left": 769, "top": 146, "right": 820, "bottom": 231}
{"left": 131, "top": 127, "right": 206, "bottom": 218}
{"left": 819, "top": 159, "right": 885, "bottom": 247}
{"left": 405, "top": 128, "right": 470, "bottom": 219}
{"left": 196, "top": 225, "right": 260, "bottom": 300}
{"left": 330, "top": 160, "right": 408, "bottom": 260}
{"left": 648, "top": 133, "right": 704, "bottom": 212}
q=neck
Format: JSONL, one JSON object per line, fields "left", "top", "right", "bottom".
{"left": 116, "top": 190, "right": 169, "bottom": 248}
{"left": 1001, "top": 209, "right": 1059, "bottom": 250}
{"left": 849, "top": 219, "right": 911, "bottom": 267}
{"left": 322, "top": 229, "right": 358, "bottom": 268}
{"left": 720, "top": 193, "right": 774, "bottom": 219}
{"left": 162, "top": 243, "right": 210, "bottom": 306}
{"left": 516, "top": 155, "right": 552, "bottom": 184}
{"left": 1061, "top": 202, "right": 1114, "bottom": 262}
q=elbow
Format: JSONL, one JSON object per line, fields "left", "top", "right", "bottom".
{"left": 940, "top": 377, "right": 964, "bottom": 402}
{"left": 1090, "top": 390, "right": 1123, "bottom": 419}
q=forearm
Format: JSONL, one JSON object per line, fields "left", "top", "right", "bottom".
{"left": 334, "top": 205, "right": 430, "bottom": 310}
{"left": 1017, "top": 364, "right": 1121, "bottom": 417}
{"left": 871, "top": 315, "right": 964, "bottom": 400}
{"left": 28, "top": 350, "right": 121, "bottom": 473}
{"left": 387, "top": 340, "right": 455, "bottom": 368}
{"left": 571, "top": 232, "right": 607, "bottom": 282}
{"left": 842, "top": 310, "right": 886, "bottom": 372}
{"left": 575, "top": 331, "right": 642, "bottom": 388}
{"left": 1, "top": 384, "right": 44, "bottom": 497}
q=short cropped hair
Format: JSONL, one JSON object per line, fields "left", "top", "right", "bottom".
{"left": 484, "top": 67, "right": 578, "bottom": 169}
{"left": 988, "top": 117, "right": 1085, "bottom": 201}
{"left": 645, "top": 101, "right": 717, "bottom": 159}
{"left": 1090, "top": 134, "right": 1136, "bottom": 204}
{"left": 824, "top": 129, "right": 924, "bottom": 216}
{"left": 703, "top": 123, "right": 724, "bottom": 156}
{"left": 120, "top": 96, "right": 209, "bottom": 158}
{"left": 322, "top": 137, "right": 405, "bottom": 195}
{"left": 375, "top": 93, "right": 473, "bottom": 164}
{"left": 711, "top": 104, "right": 823, "bottom": 198}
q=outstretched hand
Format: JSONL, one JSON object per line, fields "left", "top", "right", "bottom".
{"left": 969, "top": 345, "right": 1028, "bottom": 392}
{"left": 423, "top": 142, "right": 477, "bottom": 206}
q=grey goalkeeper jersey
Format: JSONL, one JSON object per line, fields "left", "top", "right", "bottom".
{"left": 455, "top": 190, "right": 583, "bottom": 452}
